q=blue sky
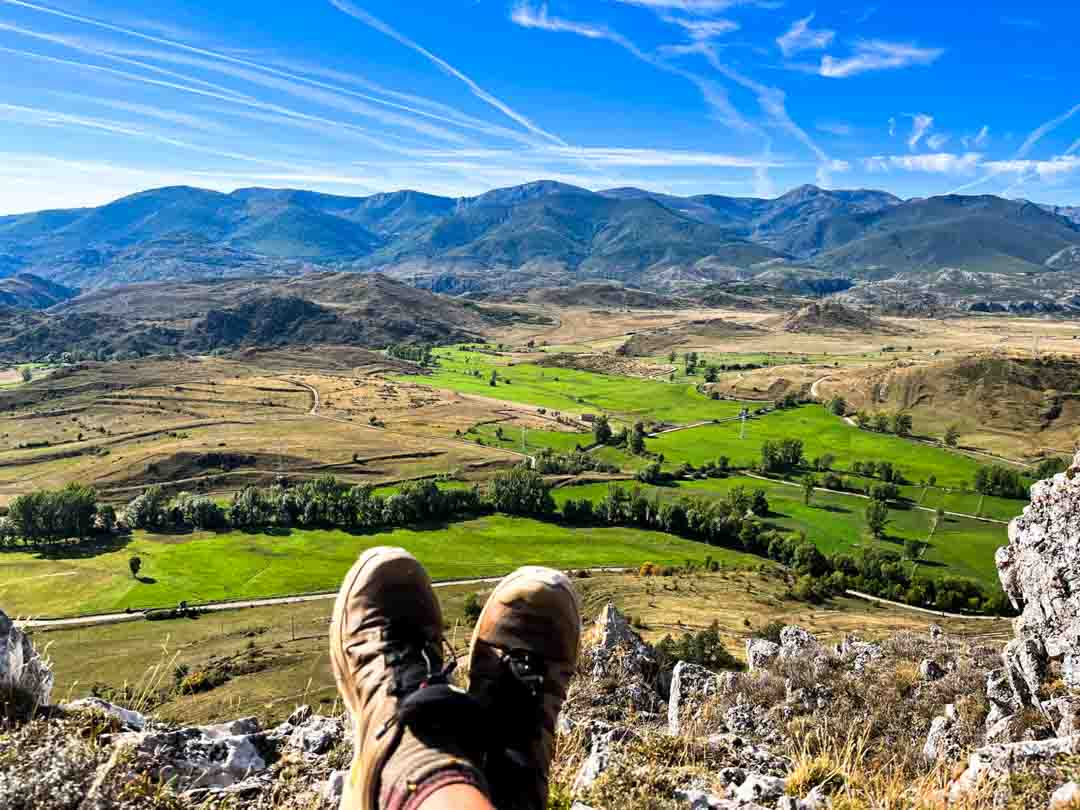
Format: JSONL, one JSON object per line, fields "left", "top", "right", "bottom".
{"left": 0, "top": 0, "right": 1078, "bottom": 214}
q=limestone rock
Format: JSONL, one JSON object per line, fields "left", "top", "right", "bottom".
{"left": 929, "top": 624, "right": 944, "bottom": 641}
{"left": 779, "top": 626, "right": 822, "bottom": 660}
{"left": 994, "top": 453, "right": 1080, "bottom": 716}
{"left": 116, "top": 716, "right": 274, "bottom": 790}
{"left": 572, "top": 723, "right": 634, "bottom": 794}
{"left": 923, "top": 704, "right": 961, "bottom": 763}
{"left": 668, "top": 662, "right": 735, "bottom": 735}
{"left": 950, "top": 735, "right": 1080, "bottom": 801}
{"left": 64, "top": 697, "right": 146, "bottom": 730}
{"left": 838, "top": 635, "right": 884, "bottom": 672}
{"left": 324, "top": 770, "right": 346, "bottom": 804}
{"left": 745, "top": 639, "right": 781, "bottom": 672}
{"left": 0, "top": 609, "right": 54, "bottom": 713}
{"left": 729, "top": 772, "right": 785, "bottom": 804}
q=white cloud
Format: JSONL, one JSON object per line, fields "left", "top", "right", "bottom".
{"left": 776, "top": 15, "right": 835, "bottom": 58}
{"left": 661, "top": 14, "right": 739, "bottom": 41}
{"left": 862, "top": 153, "right": 982, "bottom": 175}
{"left": 984, "top": 156, "right": 1080, "bottom": 179}
{"left": 888, "top": 116, "right": 896, "bottom": 137}
{"left": 1018, "top": 103, "right": 1080, "bottom": 157}
{"left": 926, "top": 133, "right": 950, "bottom": 151}
{"left": 820, "top": 40, "right": 944, "bottom": 78}
{"left": 907, "top": 114, "right": 934, "bottom": 150}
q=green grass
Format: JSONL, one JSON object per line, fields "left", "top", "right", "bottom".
{"left": 649, "top": 405, "right": 1027, "bottom": 493}
{"left": 1, "top": 516, "right": 762, "bottom": 618}
{"left": 396, "top": 347, "right": 751, "bottom": 424}
{"left": 551, "top": 475, "right": 1008, "bottom": 588}
{"left": 470, "top": 423, "right": 591, "bottom": 453}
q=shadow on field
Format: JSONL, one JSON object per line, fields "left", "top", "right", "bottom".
{"left": 815, "top": 504, "right": 852, "bottom": 515}
{"left": 5, "top": 533, "right": 133, "bottom": 560}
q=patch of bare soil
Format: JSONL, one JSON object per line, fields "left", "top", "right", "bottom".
{"left": 774, "top": 301, "right": 913, "bottom": 334}
{"left": 617, "top": 318, "right": 761, "bottom": 357}
{"left": 534, "top": 352, "right": 672, "bottom": 379}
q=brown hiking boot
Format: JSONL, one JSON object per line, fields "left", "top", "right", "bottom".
{"left": 468, "top": 566, "right": 582, "bottom": 810}
{"left": 330, "top": 546, "right": 489, "bottom": 810}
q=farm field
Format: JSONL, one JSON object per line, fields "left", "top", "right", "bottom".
{"left": 1, "top": 515, "right": 762, "bottom": 618}
{"left": 648, "top": 405, "right": 1027, "bottom": 492}
{"left": 395, "top": 346, "right": 752, "bottom": 424}
{"left": 552, "top": 475, "right": 1009, "bottom": 587}
{"left": 33, "top": 569, "right": 1011, "bottom": 728}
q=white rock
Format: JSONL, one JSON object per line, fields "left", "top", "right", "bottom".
{"left": 779, "top": 626, "right": 821, "bottom": 660}
{"left": 64, "top": 697, "right": 146, "bottom": 730}
{"left": 923, "top": 704, "right": 960, "bottom": 763}
{"left": 324, "top": 770, "right": 346, "bottom": 804}
{"left": 951, "top": 735, "right": 1080, "bottom": 801}
{"left": 745, "top": 639, "right": 781, "bottom": 672}
{"left": 919, "top": 659, "right": 946, "bottom": 681}
{"left": 668, "top": 661, "right": 725, "bottom": 736}
{"left": 116, "top": 716, "right": 271, "bottom": 790}
{"left": 0, "top": 608, "right": 53, "bottom": 710}
{"left": 729, "top": 772, "right": 786, "bottom": 804}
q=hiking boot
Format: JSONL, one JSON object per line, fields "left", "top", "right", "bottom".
{"left": 468, "top": 566, "right": 582, "bottom": 810}
{"left": 330, "top": 546, "right": 489, "bottom": 810}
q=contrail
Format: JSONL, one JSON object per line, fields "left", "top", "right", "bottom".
{"left": 327, "top": 0, "right": 567, "bottom": 146}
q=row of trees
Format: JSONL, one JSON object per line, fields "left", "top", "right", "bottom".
{"left": 387, "top": 344, "right": 435, "bottom": 365}
{"left": 1, "top": 484, "right": 113, "bottom": 545}
{"left": 854, "top": 410, "right": 914, "bottom": 437}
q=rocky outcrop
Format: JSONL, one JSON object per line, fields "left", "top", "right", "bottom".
{"left": 668, "top": 662, "right": 738, "bottom": 736}
{"left": 0, "top": 609, "right": 53, "bottom": 716}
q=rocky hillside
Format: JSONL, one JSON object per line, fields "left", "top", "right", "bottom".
{"left": 777, "top": 300, "right": 909, "bottom": 334}
{"left": 0, "top": 273, "right": 76, "bottom": 309}
{"left": 6, "top": 455, "right": 1080, "bottom": 809}
{"left": 0, "top": 275, "right": 540, "bottom": 363}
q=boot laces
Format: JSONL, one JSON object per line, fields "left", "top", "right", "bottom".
{"left": 376, "top": 637, "right": 459, "bottom": 740}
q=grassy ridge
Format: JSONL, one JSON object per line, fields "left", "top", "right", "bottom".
{"left": 649, "top": 406, "right": 1021, "bottom": 492}
{"left": 552, "top": 475, "right": 1008, "bottom": 587}
{"left": 1, "top": 516, "right": 759, "bottom": 618}
{"left": 395, "top": 347, "right": 751, "bottom": 423}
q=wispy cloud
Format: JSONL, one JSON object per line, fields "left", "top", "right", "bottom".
{"left": 1001, "top": 16, "right": 1043, "bottom": 30}
{"left": 863, "top": 153, "right": 981, "bottom": 175}
{"left": 1018, "top": 103, "right": 1080, "bottom": 157}
{"left": 817, "top": 121, "right": 853, "bottom": 136}
{"left": 614, "top": 0, "right": 741, "bottom": 11}
{"left": 907, "top": 113, "right": 934, "bottom": 150}
{"left": 661, "top": 14, "right": 738, "bottom": 41}
{"left": 327, "top": 0, "right": 565, "bottom": 145}
{"left": 776, "top": 15, "right": 835, "bottom": 58}
{"left": 926, "top": 133, "right": 950, "bottom": 151}
{"left": 888, "top": 116, "right": 896, "bottom": 137}
{"left": 961, "top": 125, "right": 990, "bottom": 149}
{"left": 820, "top": 40, "right": 943, "bottom": 78}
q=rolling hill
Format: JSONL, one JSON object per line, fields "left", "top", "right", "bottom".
{"left": 0, "top": 273, "right": 76, "bottom": 309}
{"left": 0, "top": 274, "right": 542, "bottom": 363}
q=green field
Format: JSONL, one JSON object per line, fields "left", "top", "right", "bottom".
{"left": 650, "top": 406, "right": 1026, "bottom": 493}
{"left": 396, "top": 347, "right": 751, "bottom": 424}
{"left": 2, "top": 516, "right": 762, "bottom": 618}
{"left": 552, "top": 475, "right": 1008, "bottom": 587}
{"left": 470, "top": 423, "right": 592, "bottom": 453}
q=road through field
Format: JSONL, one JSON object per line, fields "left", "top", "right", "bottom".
{"left": 19, "top": 568, "right": 632, "bottom": 630}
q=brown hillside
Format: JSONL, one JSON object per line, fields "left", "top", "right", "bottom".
{"left": 776, "top": 300, "right": 911, "bottom": 334}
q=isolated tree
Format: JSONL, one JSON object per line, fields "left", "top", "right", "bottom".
{"left": 129, "top": 555, "right": 142, "bottom": 579}
{"left": 629, "top": 421, "right": 646, "bottom": 455}
{"left": 802, "top": 475, "right": 818, "bottom": 506}
{"left": 489, "top": 370, "right": 498, "bottom": 387}
{"left": 944, "top": 425, "right": 961, "bottom": 448}
{"left": 892, "top": 412, "right": 914, "bottom": 437}
{"left": 873, "top": 413, "right": 890, "bottom": 433}
{"left": 593, "top": 415, "right": 613, "bottom": 446}
{"left": 19, "top": 366, "right": 32, "bottom": 383}
{"left": 704, "top": 365, "right": 719, "bottom": 383}
{"left": 866, "top": 500, "right": 890, "bottom": 539}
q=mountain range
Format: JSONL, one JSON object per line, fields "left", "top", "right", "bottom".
{"left": 3, "top": 181, "right": 1079, "bottom": 293}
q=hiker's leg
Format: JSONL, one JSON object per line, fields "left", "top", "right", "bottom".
{"left": 330, "top": 547, "right": 491, "bottom": 810}
{"left": 468, "top": 567, "right": 582, "bottom": 810}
